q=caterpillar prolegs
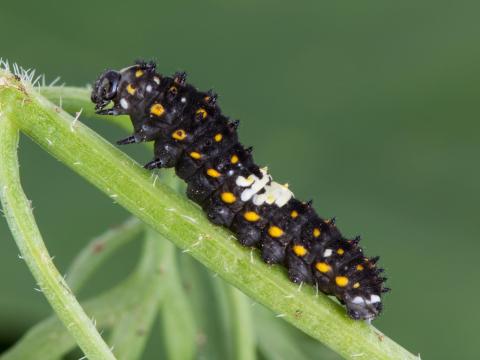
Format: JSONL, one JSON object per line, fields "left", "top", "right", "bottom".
{"left": 91, "top": 61, "right": 389, "bottom": 320}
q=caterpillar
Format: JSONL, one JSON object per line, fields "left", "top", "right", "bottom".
{"left": 91, "top": 60, "right": 389, "bottom": 320}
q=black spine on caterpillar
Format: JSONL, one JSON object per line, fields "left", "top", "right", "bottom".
{"left": 91, "top": 60, "right": 390, "bottom": 320}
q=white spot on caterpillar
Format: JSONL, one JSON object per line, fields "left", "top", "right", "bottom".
{"left": 369, "top": 294, "right": 381, "bottom": 304}
{"left": 237, "top": 168, "right": 293, "bottom": 207}
{"left": 352, "top": 296, "right": 364, "bottom": 305}
{"left": 153, "top": 76, "right": 160, "bottom": 84}
{"left": 237, "top": 168, "right": 271, "bottom": 202}
{"left": 120, "top": 98, "right": 129, "bottom": 109}
{"left": 181, "top": 97, "right": 187, "bottom": 103}
{"left": 252, "top": 193, "right": 267, "bottom": 206}
{"left": 256, "top": 181, "right": 293, "bottom": 207}
{"left": 146, "top": 85, "right": 152, "bottom": 92}
{"left": 236, "top": 174, "right": 255, "bottom": 187}
{"left": 323, "top": 249, "right": 333, "bottom": 257}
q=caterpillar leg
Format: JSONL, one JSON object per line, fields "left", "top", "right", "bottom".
{"left": 116, "top": 135, "right": 137, "bottom": 145}
{"left": 95, "top": 107, "right": 126, "bottom": 116}
{"left": 144, "top": 159, "right": 163, "bottom": 170}
{"left": 144, "top": 139, "right": 184, "bottom": 170}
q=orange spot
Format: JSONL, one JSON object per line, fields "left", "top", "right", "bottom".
{"left": 220, "top": 192, "right": 236, "bottom": 204}
{"left": 293, "top": 245, "right": 307, "bottom": 257}
{"left": 268, "top": 226, "right": 284, "bottom": 238}
{"left": 315, "top": 262, "right": 331, "bottom": 273}
{"left": 214, "top": 133, "right": 223, "bottom": 142}
{"left": 244, "top": 211, "right": 260, "bottom": 222}
{"left": 206, "top": 168, "right": 221, "bottom": 178}
{"left": 126, "top": 84, "right": 136, "bottom": 95}
{"left": 135, "top": 69, "right": 144, "bottom": 78}
{"left": 172, "top": 130, "right": 186, "bottom": 141}
{"left": 337, "top": 248, "right": 344, "bottom": 255}
{"left": 335, "top": 276, "right": 349, "bottom": 287}
{"left": 150, "top": 103, "right": 165, "bottom": 117}
{"left": 230, "top": 155, "right": 239, "bottom": 164}
{"left": 190, "top": 152, "right": 202, "bottom": 160}
{"left": 196, "top": 108, "right": 207, "bottom": 119}
{"left": 313, "top": 228, "right": 321, "bottom": 238}
{"left": 290, "top": 210, "right": 298, "bottom": 219}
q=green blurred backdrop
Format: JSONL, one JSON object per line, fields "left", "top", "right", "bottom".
{"left": 1, "top": 1, "right": 479, "bottom": 359}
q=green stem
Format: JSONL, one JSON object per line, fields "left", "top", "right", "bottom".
{"left": 0, "top": 103, "right": 115, "bottom": 359}
{"left": 0, "top": 73, "right": 418, "bottom": 360}
{"left": 2, "top": 218, "right": 162, "bottom": 360}
{"left": 67, "top": 217, "right": 143, "bottom": 293}
{"left": 225, "top": 287, "right": 256, "bottom": 360}
{"left": 109, "top": 228, "right": 166, "bottom": 360}
{"left": 1, "top": 261, "right": 160, "bottom": 360}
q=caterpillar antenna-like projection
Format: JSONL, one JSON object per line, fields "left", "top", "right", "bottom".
{"left": 91, "top": 60, "right": 389, "bottom": 320}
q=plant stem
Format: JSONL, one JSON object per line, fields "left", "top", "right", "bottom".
{"left": 67, "top": 217, "right": 143, "bottom": 292}
{"left": 225, "top": 287, "right": 256, "bottom": 360}
{"left": 0, "top": 261, "right": 160, "bottom": 360}
{"left": 0, "top": 101, "right": 115, "bottom": 359}
{"left": 109, "top": 227, "right": 166, "bottom": 360}
{"left": 1, "top": 73, "right": 418, "bottom": 360}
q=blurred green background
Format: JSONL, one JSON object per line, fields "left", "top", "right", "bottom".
{"left": 1, "top": 0, "right": 479, "bottom": 359}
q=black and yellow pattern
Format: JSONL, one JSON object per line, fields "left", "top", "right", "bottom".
{"left": 91, "top": 60, "right": 389, "bottom": 320}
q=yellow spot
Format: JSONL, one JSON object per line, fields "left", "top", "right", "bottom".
{"left": 221, "top": 192, "right": 236, "bottom": 204}
{"left": 313, "top": 228, "right": 321, "bottom": 238}
{"left": 315, "top": 262, "right": 331, "bottom": 273}
{"left": 353, "top": 282, "right": 360, "bottom": 289}
{"left": 356, "top": 264, "right": 364, "bottom": 271}
{"left": 290, "top": 210, "right": 299, "bottom": 219}
{"left": 204, "top": 95, "right": 211, "bottom": 102}
{"left": 196, "top": 108, "right": 207, "bottom": 120}
{"left": 230, "top": 155, "right": 239, "bottom": 164}
{"left": 335, "top": 276, "right": 349, "bottom": 287}
{"left": 169, "top": 86, "right": 178, "bottom": 95}
{"left": 150, "top": 103, "right": 165, "bottom": 117}
{"left": 172, "top": 130, "right": 186, "bottom": 141}
{"left": 244, "top": 211, "right": 260, "bottom": 222}
{"left": 268, "top": 226, "right": 284, "bottom": 238}
{"left": 135, "top": 69, "right": 144, "bottom": 78}
{"left": 206, "top": 168, "right": 221, "bottom": 178}
{"left": 293, "top": 245, "right": 307, "bottom": 257}
{"left": 337, "top": 248, "right": 344, "bottom": 255}
{"left": 126, "top": 84, "right": 136, "bottom": 95}
{"left": 214, "top": 133, "right": 223, "bottom": 142}
{"left": 190, "top": 152, "right": 202, "bottom": 160}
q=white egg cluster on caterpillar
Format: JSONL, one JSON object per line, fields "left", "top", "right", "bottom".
{"left": 91, "top": 60, "right": 389, "bottom": 320}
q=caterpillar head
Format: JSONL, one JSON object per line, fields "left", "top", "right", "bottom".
{"left": 344, "top": 292, "right": 383, "bottom": 320}
{"left": 91, "top": 70, "right": 121, "bottom": 110}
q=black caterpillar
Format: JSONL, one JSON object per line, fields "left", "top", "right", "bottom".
{"left": 91, "top": 61, "right": 389, "bottom": 320}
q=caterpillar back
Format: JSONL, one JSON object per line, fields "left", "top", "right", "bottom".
{"left": 91, "top": 60, "right": 389, "bottom": 320}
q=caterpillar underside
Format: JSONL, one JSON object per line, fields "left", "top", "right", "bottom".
{"left": 91, "top": 61, "right": 389, "bottom": 320}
